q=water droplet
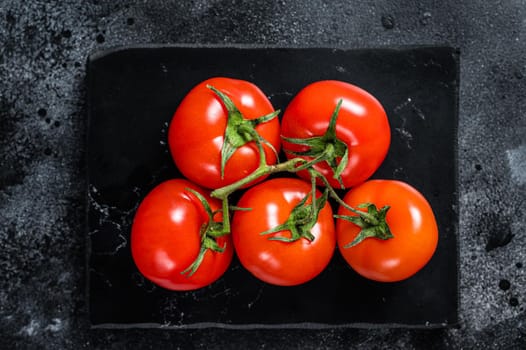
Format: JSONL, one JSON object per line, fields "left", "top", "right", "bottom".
{"left": 96, "top": 34, "right": 105, "bottom": 43}
{"left": 38, "top": 108, "right": 47, "bottom": 117}
{"left": 499, "top": 279, "right": 510, "bottom": 291}
{"left": 381, "top": 15, "right": 395, "bottom": 29}
{"left": 420, "top": 12, "right": 432, "bottom": 25}
{"left": 510, "top": 297, "right": 519, "bottom": 307}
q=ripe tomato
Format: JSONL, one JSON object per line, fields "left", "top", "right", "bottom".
{"left": 232, "top": 178, "right": 335, "bottom": 286}
{"left": 131, "top": 179, "right": 233, "bottom": 291}
{"left": 168, "top": 77, "right": 281, "bottom": 190}
{"left": 281, "top": 80, "right": 390, "bottom": 188}
{"left": 336, "top": 180, "right": 438, "bottom": 282}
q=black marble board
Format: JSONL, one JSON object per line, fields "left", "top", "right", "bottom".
{"left": 87, "top": 46, "right": 459, "bottom": 328}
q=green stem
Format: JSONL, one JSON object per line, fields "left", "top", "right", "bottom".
{"left": 294, "top": 144, "right": 334, "bottom": 172}
{"left": 310, "top": 171, "right": 317, "bottom": 215}
{"left": 207, "top": 85, "right": 280, "bottom": 179}
{"left": 254, "top": 132, "right": 268, "bottom": 168}
{"left": 181, "top": 246, "right": 207, "bottom": 276}
{"left": 211, "top": 157, "right": 306, "bottom": 200}
{"left": 281, "top": 99, "right": 348, "bottom": 186}
{"left": 259, "top": 178, "right": 326, "bottom": 243}
{"left": 222, "top": 197, "right": 231, "bottom": 234}
{"left": 310, "top": 169, "right": 379, "bottom": 225}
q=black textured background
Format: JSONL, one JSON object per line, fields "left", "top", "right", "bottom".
{"left": 0, "top": 0, "right": 524, "bottom": 349}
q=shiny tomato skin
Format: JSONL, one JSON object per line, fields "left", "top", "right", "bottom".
{"left": 281, "top": 80, "right": 390, "bottom": 188}
{"left": 232, "top": 178, "right": 336, "bottom": 286}
{"left": 336, "top": 180, "right": 438, "bottom": 282}
{"left": 131, "top": 179, "right": 233, "bottom": 291}
{"left": 168, "top": 77, "right": 281, "bottom": 190}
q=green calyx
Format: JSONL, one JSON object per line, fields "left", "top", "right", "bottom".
{"left": 181, "top": 188, "right": 228, "bottom": 277}
{"left": 260, "top": 187, "right": 329, "bottom": 243}
{"left": 335, "top": 203, "right": 393, "bottom": 248}
{"left": 207, "top": 85, "right": 280, "bottom": 178}
{"left": 282, "top": 99, "right": 349, "bottom": 187}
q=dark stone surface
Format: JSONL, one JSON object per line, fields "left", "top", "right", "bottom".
{"left": 0, "top": 0, "right": 524, "bottom": 349}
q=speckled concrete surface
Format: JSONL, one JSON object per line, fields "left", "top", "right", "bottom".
{"left": 0, "top": 0, "right": 524, "bottom": 349}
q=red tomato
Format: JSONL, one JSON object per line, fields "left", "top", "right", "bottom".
{"left": 168, "top": 77, "right": 281, "bottom": 189}
{"left": 232, "top": 178, "right": 335, "bottom": 286}
{"left": 281, "top": 80, "right": 390, "bottom": 188}
{"left": 336, "top": 180, "right": 438, "bottom": 282}
{"left": 131, "top": 179, "right": 233, "bottom": 291}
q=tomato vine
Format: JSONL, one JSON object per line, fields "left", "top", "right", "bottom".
{"left": 183, "top": 85, "right": 393, "bottom": 275}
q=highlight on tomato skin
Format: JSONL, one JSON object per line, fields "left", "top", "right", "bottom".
{"left": 130, "top": 179, "right": 233, "bottom": 291}
{"left": 231, "top": 178, "right": 336, "bottom": 287}
{"left": 336, "top": 180, "right": 439, "bottom": 282}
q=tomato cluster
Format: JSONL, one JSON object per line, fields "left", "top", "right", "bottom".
{"left": 131, "top": 77, "right": 438, "bottom": 291}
